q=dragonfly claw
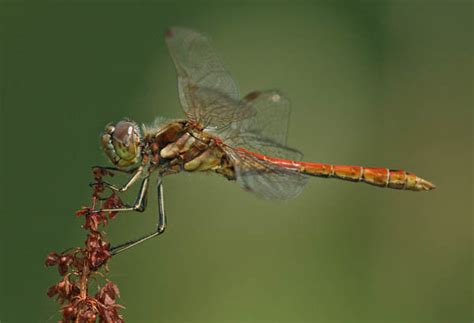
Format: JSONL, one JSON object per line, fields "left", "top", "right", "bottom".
{"left": 89, "top": 181, "right": 121, "bottom": 192}
{"left": 103, "top": 181, "right": 120, "bottom": 192}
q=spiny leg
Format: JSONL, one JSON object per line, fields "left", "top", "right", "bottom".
{"left": 99, "top": 175, "right": 150, "bottom": 213}
{"left": 110, "top": 179, "right": 167, "bottom": 256}
{"left": 91, "top": 166, "right": 144, "bottom": 193}
{"left": 92, "top": 165, "right": 139, "bottom": 174}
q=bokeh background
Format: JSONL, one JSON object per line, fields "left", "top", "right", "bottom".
{"left": 1, "top": 1, "right": 472, "bottom": 322}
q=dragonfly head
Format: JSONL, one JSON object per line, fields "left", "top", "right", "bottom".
{"left": 101, "top": 120, "right": 142, "bottom": 168}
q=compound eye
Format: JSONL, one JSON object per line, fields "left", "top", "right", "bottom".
{"left": 112, "top": 121, "right": 141, "bottom": 162}
{"left": 113, "top": 121, "right": 138, "bottom": 144}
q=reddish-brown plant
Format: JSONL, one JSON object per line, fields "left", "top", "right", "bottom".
{"left": 46, "top": 168, "right": 125, "bottom": 322}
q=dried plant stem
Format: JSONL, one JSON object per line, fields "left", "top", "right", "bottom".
{"left": 79, "top": 262, "right": 89, "bottom": 300}
{"left": 46, "top": 168, "right": 125, "bottom": 322}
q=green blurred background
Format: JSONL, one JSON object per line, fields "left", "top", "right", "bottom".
{"left": 1, "top": 1, "right": 472, "bottom": 322}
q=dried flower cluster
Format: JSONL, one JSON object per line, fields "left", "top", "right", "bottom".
{"left": 46, "top": 168, "right": 125, "bottom": 322}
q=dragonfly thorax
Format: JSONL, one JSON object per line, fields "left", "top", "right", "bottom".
{"left": 101, "top": 120, "right": 142, "bottom": 168}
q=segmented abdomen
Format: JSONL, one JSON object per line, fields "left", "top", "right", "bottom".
{"left": 298, "top": 162, "right": 435, "bottom": 191}
{"left": 234, "top": 148, "right": 435, "bottom": 192}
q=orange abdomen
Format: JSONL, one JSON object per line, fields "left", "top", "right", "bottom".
{"left": 235, "top": 148, "right": 435, "bottom": 192}
{"left": 298, "top": 162, "right": 435, "bottom": 191}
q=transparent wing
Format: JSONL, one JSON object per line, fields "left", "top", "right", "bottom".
{"left": 165, "top": 27, "right": 242, "bottom": 126}
{"left": 222, "top": 90, "right": 302, "bottom": 160}
{"left": 186, "top": 86, "right": 256, "bottom": 129}
{"left": 223, "top": 146, "right": 308, "bottom": 200}
{"left": 165, "top": 27, "right": 296, "bottom": 145}
{"left": 166, "top": 27, "right": 307, "bottom": 199}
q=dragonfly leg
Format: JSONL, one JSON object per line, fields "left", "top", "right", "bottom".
{"left": 110, "top": 179, "right": 167, "bottom": 256}
{"left": 90, "top": 166, "right": 144, "bottom": 193}
{"left": 99, "top": 175, "right": 149, "bottom": 213}
{"left": 92, "top": 165, "right": 139, "bottom": 174}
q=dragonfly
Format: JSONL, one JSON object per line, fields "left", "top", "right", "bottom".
{"left": 96, "top": 27, "right": 435, "bottom": 255}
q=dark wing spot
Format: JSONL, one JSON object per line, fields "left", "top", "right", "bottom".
{"left": 243, "top": 91, "right": 262, "bottom": 102}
